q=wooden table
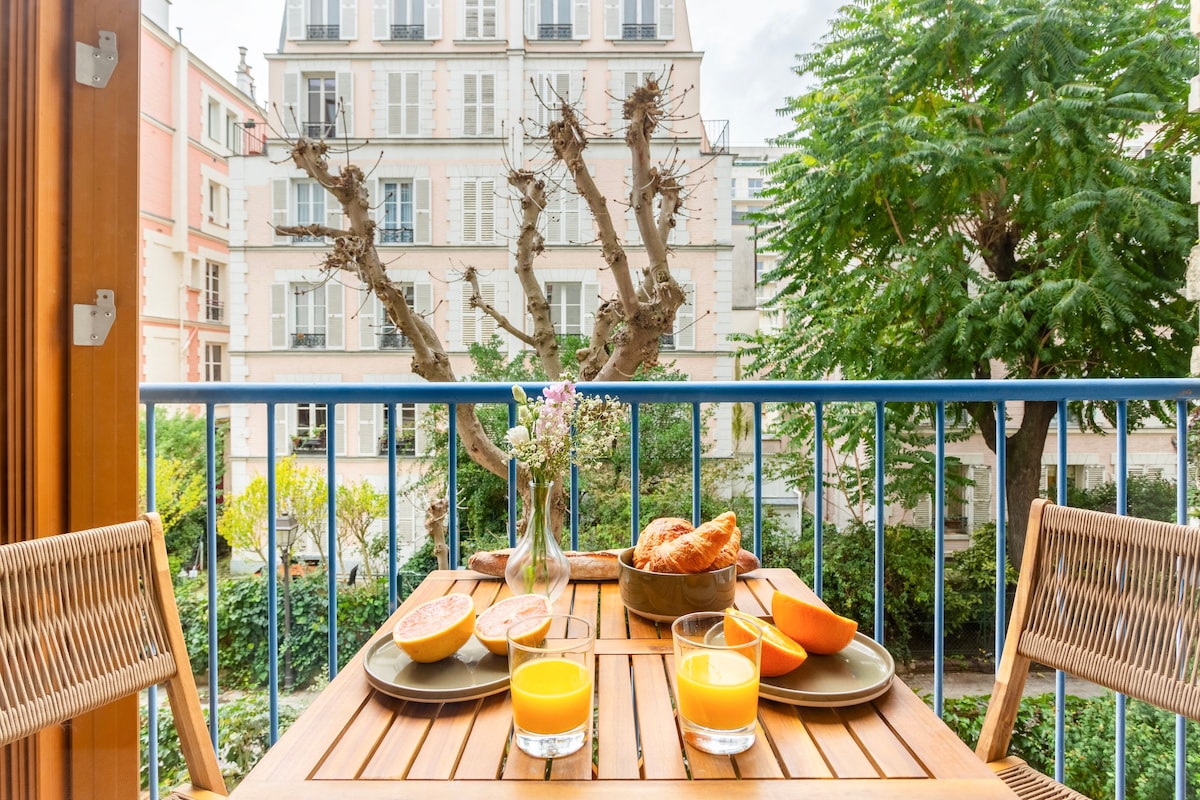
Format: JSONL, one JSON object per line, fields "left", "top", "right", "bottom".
{"left": 229, "top": 568, "right": 1018, "bottom": 799}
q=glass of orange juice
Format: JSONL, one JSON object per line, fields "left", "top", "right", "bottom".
{"left": 507, "top": 613, "right": 594, "bottom": 758}
{"left": 671, "top": 611, "right": 763, "bottom": 754}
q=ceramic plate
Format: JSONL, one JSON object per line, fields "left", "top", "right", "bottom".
{"left": 363, "top": 635, "right": 511, "bottom": 703}
{"left": 759, "top": 632, "right": 895, "bottom": 708}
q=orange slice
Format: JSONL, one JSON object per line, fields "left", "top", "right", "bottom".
{"left": 723, "top": 607, "right": 808, "bottom": 677}
{"left": 473, "top": 594, "right": 552, "bottom": 656}
{"left": 770, "top": 590, "right": 858, "bottom": 655}
{"left": 393, "top": 592, "right": 476, "bottom": 663}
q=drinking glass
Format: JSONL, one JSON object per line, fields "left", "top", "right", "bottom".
{"left": 671, "top": 610, "right": 762, "bottom": 755}
{"left": 507, "top": 613, "right": 595, "bottom": 758}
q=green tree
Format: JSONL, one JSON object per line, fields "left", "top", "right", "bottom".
{"left": 218, "top": 457, "right": 328, "bottom": 564}
{"left": 336, "top": 479, "right": 388, "bottom": 577}
{"left": 747, "top": 0, "right": 1199, "bottom": 566}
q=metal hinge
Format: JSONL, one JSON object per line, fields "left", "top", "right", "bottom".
{"left": 75, "top": 31, "right": 118, "bottom": 88}
{"left": 74, "top": 290, "right": 116, "bottom": 346}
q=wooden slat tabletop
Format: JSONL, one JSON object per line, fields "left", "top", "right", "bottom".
{"left": 229, "top": 568, "right": 1018, "bottom": 800}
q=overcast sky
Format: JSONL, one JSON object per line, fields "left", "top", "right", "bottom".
{"left": 169, "top": 0, "right": 842, "bottom": 146}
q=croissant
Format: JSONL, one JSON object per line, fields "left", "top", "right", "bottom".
{"left": 644, "top": 512, "right": 739, "bottom": 574}
{"left": 634, "top": 517, "right": 693, "bottom": 570}
{"left": 706, "top": 519, "right": 743, "bottom": 570}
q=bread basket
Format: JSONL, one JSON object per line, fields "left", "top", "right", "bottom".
{"left": 617, "top": 548, "right": 737, "bottom": 622}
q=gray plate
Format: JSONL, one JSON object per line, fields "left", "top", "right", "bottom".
{"left": 362, "top": 635, "right": 511, "bottom": 703}
{"left": 760, "top": 632, "right": 895, "bottom": 708}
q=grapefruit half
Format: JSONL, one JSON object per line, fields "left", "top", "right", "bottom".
{"left": 393, "top": 592, "right": 476, "bottom": 663}
{"left": 474, "top": 594, "right": 552, "bottom": 656}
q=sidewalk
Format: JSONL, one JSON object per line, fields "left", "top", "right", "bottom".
{"left": 904, "top": 668, "right": 1107, "bottom": 699}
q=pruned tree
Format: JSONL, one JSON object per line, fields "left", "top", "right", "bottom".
{"left": 272, "top": 76, "right": 699, "bottom": 565}
{"left": 335, "top": 479, "right": 388, "bottom": 578}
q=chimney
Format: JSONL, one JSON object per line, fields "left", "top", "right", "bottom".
{"left": 236, "top": 46, "right": 256, "bottom": 100}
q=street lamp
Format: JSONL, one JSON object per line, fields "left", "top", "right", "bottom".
{"left": 275, "top": 512, "right": 298, "bottom": 690}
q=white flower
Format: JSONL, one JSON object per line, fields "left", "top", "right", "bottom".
{"left": 506, "top": 425, "right": 531, "bottom": 448}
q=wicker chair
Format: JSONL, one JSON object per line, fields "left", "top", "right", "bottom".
{"left": 0, "top": 513, "right": 227, "bottom": 798}
{"left": 976, "top": 499, "right": 1200, "bottom": 799}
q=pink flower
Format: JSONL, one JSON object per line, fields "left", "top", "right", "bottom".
{"left": 543, "top": 381, "right": 575, "bottom": 405}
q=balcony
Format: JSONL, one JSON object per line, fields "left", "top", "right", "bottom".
{"left": 303, "top": 122, "right": 338, "bottom": 139}
{"left": 537, "top": 23, "right": 572, "bottom": 39}
{"left": 290, "top": 332, "right": 326, "bottom": 348}
{"left": 129, "top": 378, "right": 1200, "bottom": 798}
{"left": 622, "top": 23, "right": 657, "bottom": 40}
{"left": 390, "top": 24, "right": 425, "bottom": 40}
{"left": 378, "top": 331, "right": 411, "bottom": 350}
{"left": 378, "top": 226, "right": 413, "bottom": 244}
{"left": 305, "top": 24, "right": 340, "bottom": 40}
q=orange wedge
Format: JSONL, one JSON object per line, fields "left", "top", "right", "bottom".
{"left": 723, "top": 608, "right": 808, "bottom": 677}
{"left": 770, "top": 590, "right": 857, "bottom": 655}
{"left": 473, "top": 594, "right": 552, "bottom": 656}
{"left": 393, "top": 592, "right": 476, "bottom": 663}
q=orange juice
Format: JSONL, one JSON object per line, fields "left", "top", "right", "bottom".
{"left": 675, "top": 650, "right": 759, "bottom": 730}
{"left": 510, "top": 658, "right": 592, "bottom": 734}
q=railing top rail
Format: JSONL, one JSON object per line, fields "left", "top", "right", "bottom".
{"left": 139, "top": 378, "right": 1200, "bottom": 406}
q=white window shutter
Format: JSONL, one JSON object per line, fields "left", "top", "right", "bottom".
{"left": 414, "top": 178, "right": 431, "bottom": 244}
{"left": 286, "top": 0, "right": 304, "bottom": 39}
{"left": 326, "top": 282, "right": 345, "bottom": 348}
{"left": 913, "top": 496, "right": 932, "bottom": 528}
{"left": 404, "top": 72, "right": 420, "bottom": 135}
{"left": 461, "top": 0, "right": 472, "bottom": 37}
{"left": 335, "top": 405, "right": 347, "bottom": 456}
{"left": 340, "top": 0, "right": 358, "bottom": 38}
{"left": 524, "top": 0, "right": 536, "bottom": 37}
{"left": 275, "top": 405, "right": 291, "bottom": 455}
{"left": 480, "top": 73, "right": 495, "bottom": 135}
{"left": 387, "top": 73, "right": 404, "bottom": 135}
{"left": 272, "top": 179, "right": 290, "bottom": 242}
{"left": 326, "top": 193, "right": 343, "bottom": 232}
{"left": 414, "top": 406, "right": 427, "bottom": 456}
{"left": 574, "top": 0, "right": 589, "bottom": 38}
{"left": 480, "top": 178, "right": 495, "bottom": 243}
{"left": 603, "top": 0, "right": 618, "bottom": 38}
{"left": 461, "top": 283, "right": 476, "bottom": 344}
{"left": 337, "top": 71, "right": 354, "bottom": 136}
{"left": 270, "top": 283, "right": 288, "bottom": 348}
{"left": 463, "top": 74, "right": 478, "bottom": 136}
{"left": 1085, "top": 465, "right": 1105, "bottom": 490}
{"left": 485, "top": 0, "right": 498, "bottom": 36}
{"left": 1040, "top": 466, "right": 1050, "bottom": 498}
{"left": 583, "top": 282, "right": 599, "bottom": 335}
{"left": 564, "top": 192, "right": 581, "bottom": 242}
{"left": 970, "top": 465, "right": 992, "bottom": 530}
{"left": 463, "top": 179, "right": 478, "bottom": 242}
{"left": 282, "top": 74, "right": 300, "bottom": 136}
{"left": 479, "top": 283, "right": 497, "bottom": 341}
{"left": 674, "top": 282, "right": 694, "bottom": 349}
{"left": 624, "top": 71, "right": 639, "bottom": 101}
{"left": 426, "top": 0, "right": 442, "bottom": 38}
{"left": 656, "top": 0, "right": 673, "bottom": 38}
{"left": 373, "top": 0, "right": 389, "bottom": 38}
{"left": 414, "top": 282, "right": 433, "bottom": 316}
{"left": 358, "top": 405, "right": 378, "bottom": 456}
{"left": 359, "top": 291, "right": 377, "bottom": 350}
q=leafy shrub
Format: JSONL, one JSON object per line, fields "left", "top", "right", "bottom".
{"left": 940, "top": 691, "right": 1200, "bottom": 800}
{"left": 140, "top": 691, "right": 299, "bottom": 795}
{"left": 1067, "top": 476, "right": 1182, "bottom": 523}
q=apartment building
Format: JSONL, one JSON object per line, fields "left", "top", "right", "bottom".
{"left": 140, "top": 0, "right": 263, "bottom": 383}
{"left": 226, "top": 0, "right": 740, "bottom": 560}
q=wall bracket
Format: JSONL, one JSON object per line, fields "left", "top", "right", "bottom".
{"left": 74, "top": 290, "right": 116, "bottom": 346}
{"left": 76, "top": 31, "right": 118, "bottom": 88}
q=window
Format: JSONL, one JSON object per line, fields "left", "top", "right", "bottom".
{"left": 307, "top": 0, "right": 341, "bottom": 38}
{"left": 539, "top": 0, "right": 571, "bottom": 38}
{"left": 461, "top": 178, "right": 495, "bottom": 243}
{"left": 386, "top": 72, "right": 421, "bottom": 136}
{"left": 225, "top": 112, "right": 239, "bottom": 152}
{"left": 380, "top": 181, "right": 414, "bottom": 243}
{"left": 391, "top": 0, "right": 426, "bottom": 39}
{"left": 464, "top": 0, "right": 497, "bottom": 37}
{"left": 730, "top": 178, "right": 737, "bottom": 199}
{"left": 305, "top": 75, "right": 338, "bottom": 138}
{"left": 542, "top": 185, "right": 586, "bottom": 244}
{"left": 461, "top": 282, "right": 499, "bottom": 345}
{"left": 294, "top": 181, "right": 326, "bottom": 242}
{"left": 660, "top": 282, "right": 694, "bottom": 350}
{"left": 748, "top": 178, "right": 763, "bottom": 198}
{"left": 381, "top": 404, "right": 418, "bottom": 456}
{"left": 605, "top": 0, "right": 671, "bottom": 40}
{"left": 533, "top": 72, "right": 570, "bottom": 128}
{"left": 205, "top": 262, "right": 223, "bottom": 322}
{"left": 294, "top": 403, "right": 328, "bottom": 453}
{"left": 377, "top": 285, "right": 416, "bottom": 349}
{"left": 204, "top": 343, "right": 223, "bottom": 382}
{"left": 462, "top": 73, "right": 496, "bottom": 136}
{"left": 292, "top": 283, "right": 327, "bottom": 348}
{"left": 755, "top": 260, "right": 766, "bottom": 284}
{"left": 546, "top": 282, "right": 583, "bottom": 335}
{"left": 206, "top": 181, "right": 228, "bottom": 227}
{"left": 207, "top": 100, "right": 221, "bottom": 142}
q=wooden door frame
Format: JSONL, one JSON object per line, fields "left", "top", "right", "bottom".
{"left": 1, "top": 0, "right": 141, "bottom": 796}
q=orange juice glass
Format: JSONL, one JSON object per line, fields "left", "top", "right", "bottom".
{"left": 507, "top": 613, "right": 594, "bottom": 758}
{"left": 672, "top": 611, "right": 762, "bottom": 754}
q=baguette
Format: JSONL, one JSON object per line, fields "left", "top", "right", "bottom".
{"left": 468, "top": 548, "right": 623, "bottom": 581}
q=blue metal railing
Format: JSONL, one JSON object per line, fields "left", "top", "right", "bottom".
{"left": 140, "top": 378, "right": 1200, "bottom": 799}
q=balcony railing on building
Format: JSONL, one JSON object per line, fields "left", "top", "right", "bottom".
{"left": 303, "top": 122, "right": 337, "bottom": 139}
{"left": 702, "top": 119, "right": 730, "bottom": 155}
{"left": 291, "top": 431, "right": 327, "bottom": 454}
{"left": 379, "top": 226, "right": 413, "bottom": 244}
{"left": 305, "top": 24, "right": 340, "bottom": 40}
{"left": 291, "top": 332, "right": 326, "bottom": 349}
{"left": 390, "top": 24, "right": 424, "bottom": 40}
{"left": 233, "top": 121, "right": 267, "bottom": 157}
{"left": 378, "top": 331, "right": 411, "bottom": 350}
{"left": 291, "top": 233, "right": 325, "bottom": 244}
{"left": 377, "top": 434, "right": 417, "bottom": 456}
{"left": 538, "top": 23, "right": 572, "bottom": 39}
{"left": 622, "top": 23, "right": 657, "bottom": 39}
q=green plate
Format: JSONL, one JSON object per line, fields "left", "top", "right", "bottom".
{"left": 363, "top": 635, "right": 511, "bottom": 703}
{"left": 759, "top": 632, "right": 895, "bottom": 708}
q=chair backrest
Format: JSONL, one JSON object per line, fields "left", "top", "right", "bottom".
{"left": 0, "top": 513, "right": 226, "bottom": 794}
{"left": 977, "top": 499, "right": 1200, "bottom": 763}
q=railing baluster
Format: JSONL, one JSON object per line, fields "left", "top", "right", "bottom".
{"left": 326, "top": 404, "right": 339, "bottom": 679}
{"left": 448, "top": 403, "right": 458, "bottom": 568}
{"left": 266, "top": 403, "right": 280, "bottom": 743}
{"left": 1176, "top": 400, "right": 1189, "bottom": 800}
{"left": 934, "top": 402, "right": 945, "bottom": 717}
{"left": 874, "top": 401, "right": 885, "bottom": 644}
{"left": 630, "top": 403, "right": 640, "bottom": 545}
{"left": 387, "top": 403, "right": 397, "bottom": 612}
{"left": 508, "top": 402, "right": 517, "bottom": 548}
{"left": 206, "top": 403, "right": 219, "bottom": 752}
{"left": 692, "top": 403, "right": 701, "bottom": 528}
{"left": 1055, "top": 398, "right": 1068, "bottom": 783}
{"left": 814, "top": 402, "right": 824, "bottom": 598}
{"left": 146, "top": 405, "right": 160, "bottom": 800}
{"left": 753, "top": 402, "right": 763, "bottom": 559}
{"left": 1115, "top": 400, "right": 1128, "bottom": 800}
{"left": 570, "top": 461, "right": 579, "bottom": 551}
{"left": 994, "top": 400, "right": 1007, "bottom": 672}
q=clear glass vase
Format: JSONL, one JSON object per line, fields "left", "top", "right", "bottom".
{"left": 504, "top": 480, "right": 571, "bottom": 602}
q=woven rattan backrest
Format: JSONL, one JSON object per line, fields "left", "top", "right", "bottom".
{"left": 0, "top": 514, "right": 226, "bottom": 794}
{"left": 1016, "top": 502, "right": 1200, "bottom": 718}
